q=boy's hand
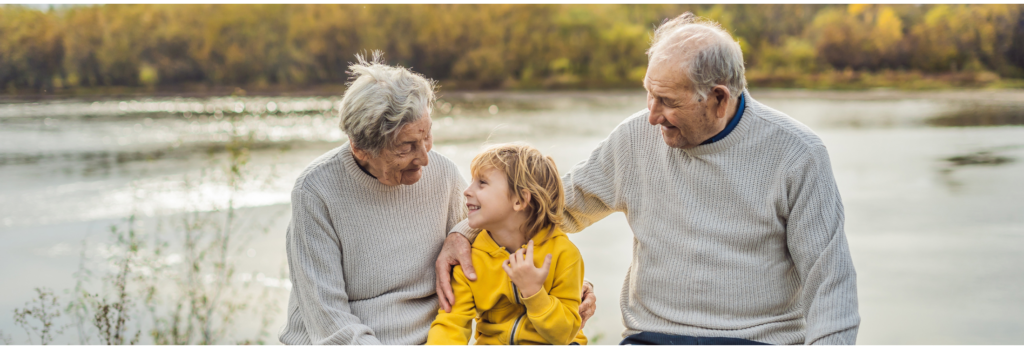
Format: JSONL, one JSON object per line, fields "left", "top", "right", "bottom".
{"left": 503, "top": 240, "right": 551, "bottom": 298}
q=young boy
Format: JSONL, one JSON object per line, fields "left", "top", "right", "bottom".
{"left": 427, "top": 143, "right": 587, "bottom": 345}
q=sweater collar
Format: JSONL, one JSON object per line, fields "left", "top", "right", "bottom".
{"left": 684, "top": 90, "right": 753, "bottom": 156}
{"left": 700, "top": 93, "right": 745, "bottom": 145}
{"left": 474, "top": 225, "right": 566, "bottom": 256}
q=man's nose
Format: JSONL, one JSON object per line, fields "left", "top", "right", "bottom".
{"left": 648, "top": 103, "right": 664, "bottom": 126}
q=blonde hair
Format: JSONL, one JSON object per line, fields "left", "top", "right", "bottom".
{"left": 470, "top": 143, "right": 565, "bottom": 240}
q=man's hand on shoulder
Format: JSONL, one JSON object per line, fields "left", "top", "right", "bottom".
{"left": 435, "top": 233, "right": 476, "bottom": 313}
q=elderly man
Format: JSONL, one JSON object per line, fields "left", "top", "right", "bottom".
{"left": 437, "top": 13, "right": 859, "bottom": 345}
{"left": 280, "top": 54, "right": 595, "bottom": 345}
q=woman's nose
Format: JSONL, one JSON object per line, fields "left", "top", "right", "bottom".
{"left": 412, "top": 143, "right": 430, "bottom": 167}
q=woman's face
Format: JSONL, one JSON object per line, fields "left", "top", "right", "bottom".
{"left": 357, "top": 114, "right": 433, "bottom": 186}
{"left": 464, "top": 167, "right": 517, "bottom": 230}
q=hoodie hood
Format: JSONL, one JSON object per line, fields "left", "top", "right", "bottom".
{"left": 474, "top": 225, "right": 566, "bottom": 258}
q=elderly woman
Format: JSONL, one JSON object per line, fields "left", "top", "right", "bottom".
{"left": 278, "top": 54, "right": 472, "bottom": 345}
{"left": 279, "top": 54, "right": 595, "bottom": 345}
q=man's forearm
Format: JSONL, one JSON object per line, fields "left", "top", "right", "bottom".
{"left": 449, "top": 219, "right": 480, "bottom": 242}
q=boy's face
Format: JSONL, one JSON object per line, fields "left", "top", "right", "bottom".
{"left": 464, "top": 167, "right": 517, "bottom": 230}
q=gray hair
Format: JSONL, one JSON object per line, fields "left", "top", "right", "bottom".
{"left": 646, "top": 13, "right": 747, "bottom": 101}
{"left": 339, "top": 51, "right": 437, "bottom": 157}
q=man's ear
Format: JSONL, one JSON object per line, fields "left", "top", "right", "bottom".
{"left": 513, "top": 189, "right": 532, "bottom": 212}
{"left": 711, "top": 85, "right": 731, "bottom": 119}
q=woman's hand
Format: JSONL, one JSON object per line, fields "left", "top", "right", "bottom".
{"left": 503, "top": 240, "right": 551, "bottom": 298}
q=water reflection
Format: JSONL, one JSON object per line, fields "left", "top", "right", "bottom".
{"left": 945, "top": 151, "right": 1014, "bottom": 167}
{"left": 4, "top": 91, "right": 1024, "bottom": 218}
{"left": 928, "top": 105, "right": 1024, "bottom": 127}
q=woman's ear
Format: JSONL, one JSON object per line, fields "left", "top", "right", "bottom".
{"left": 351, "top": 143, "right": 370, "bottom": 162}
{"left": 513, "top": 189, "right": 532, "bottom": 212}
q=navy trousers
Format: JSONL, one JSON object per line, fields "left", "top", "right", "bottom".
{"left": 620, "top": 332, "right": 769, "bottom": 345}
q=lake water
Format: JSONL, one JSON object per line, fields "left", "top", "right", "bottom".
{"left": 1, "top": 89, "right": 1022, "bottom": 344}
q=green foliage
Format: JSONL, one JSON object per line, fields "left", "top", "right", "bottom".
{"left": 3, "top": 4, "right": 1024, "bottom": 92}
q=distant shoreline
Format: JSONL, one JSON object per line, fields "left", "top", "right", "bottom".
{"left": 3, "top": 84, "right": 1024, "bottom": 103}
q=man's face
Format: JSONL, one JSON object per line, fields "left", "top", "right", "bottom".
{"left": 362, "top": 113, "right": 433, "bottom": 186}
{"left": 643, "top": 56, "right": 719, "bottom": 149}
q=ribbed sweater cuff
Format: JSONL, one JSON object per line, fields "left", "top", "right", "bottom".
{"left": 450, "top": 219, "right": 480, "bottom": 242}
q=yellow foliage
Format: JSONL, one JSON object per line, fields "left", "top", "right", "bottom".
{"left": 871, "top": 6, "right": 903, "bottom": 52}
{"left": 2, "top": 4, "right": 1024, "bottom": 92}
{"left": 139, "top": 64, "right": 159, "bottom": 86}
{"left": 848, "top": 4, "right": 871, "bottom": 16}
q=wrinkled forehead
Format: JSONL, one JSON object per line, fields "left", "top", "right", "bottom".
{"left": 389, "top": 113, "right": 432, "bottom": 142}
{"left": 645, "top": 57, "right": 693, "bottom": 92}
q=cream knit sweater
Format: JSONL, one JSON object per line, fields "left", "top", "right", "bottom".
{"left": 278, "top": 143, "right": 469, "bottom": 345}
{"left": 556, "top": 91, "right": 860, "bottom": 344}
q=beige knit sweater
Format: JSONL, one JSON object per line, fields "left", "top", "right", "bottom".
{"left": 555, "top": 91, "right": 860, "bottom": 344}
{"left": 278, "top": 143, "right": 469, "bottom": 345}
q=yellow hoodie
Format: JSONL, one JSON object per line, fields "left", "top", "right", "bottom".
{"left": 427, "top": 226, "right": 587, "bottom": 345}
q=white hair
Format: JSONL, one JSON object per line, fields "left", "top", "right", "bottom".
{"left": 647, "top": 12, "right": 747, "bottom": 102}
{"left": 339, "top": 51, "right": 437, "bottom": 157}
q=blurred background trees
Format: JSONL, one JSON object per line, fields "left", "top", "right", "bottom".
{"left": 3, "top": 4, "right": 1024, "bottom": 93}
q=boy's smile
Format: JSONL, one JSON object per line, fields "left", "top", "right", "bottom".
{"left": 464, "top": 167, "right": 515, "bottom": 230}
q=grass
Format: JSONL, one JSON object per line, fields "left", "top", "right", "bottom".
{"left": 746, "top": 69, "right": 1024, "bottom": 91}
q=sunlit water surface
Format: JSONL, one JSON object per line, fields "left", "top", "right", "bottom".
{"left": 1, "top": 90, "right": 1022, "bottom": 344}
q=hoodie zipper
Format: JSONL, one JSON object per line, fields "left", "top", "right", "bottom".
{"left": 509, "top": 312, "right": 526, "bottom": 345}
{"left": 512, "top": 283, "right": 521, "bottom": 304}
{"left": 504, "top": 247, "right": 527, "bottom": 345}
{"left": 509, "top": 277, "right": 525, "bottom": 344}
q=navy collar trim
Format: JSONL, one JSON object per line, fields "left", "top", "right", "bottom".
{"left": 353, "top": 156, "right": 377, "bottom": 179}
{"left": 701, "top": 93, "right": 745, "bottom": 145}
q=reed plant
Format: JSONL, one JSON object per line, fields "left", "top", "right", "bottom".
{"left": 8, "top": 105, "right": 287, "bottom": 345}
